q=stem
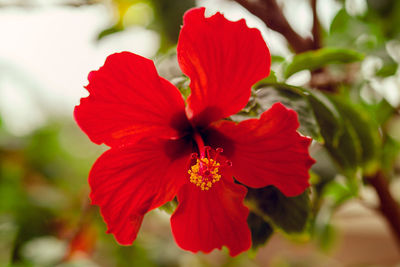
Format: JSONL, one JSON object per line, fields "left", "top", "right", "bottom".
{"left": 311, "top": 0, "right": 321, "bottom": 50}
{"left": 232, "top": 0, "right": 314, "bottom": 53}
{"left": 367, "top": 171, "right": 400, "bottom": 251}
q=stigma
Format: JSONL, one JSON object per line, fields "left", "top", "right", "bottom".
{"left": 189, "top": 147, "right": 230, "bottom": 191}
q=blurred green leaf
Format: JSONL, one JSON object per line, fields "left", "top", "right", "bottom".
{"left": 323, "top": 179, "right": 356, "bottom": 207}
{"left": 25, "top": 124, "right": 65, "bottom": 179}
{"left": 159, "top": 199, "right": 177, "bottom": 214}
{"left": 151, "top": 0, "right": 195, "bottom": 51}
{"left": 381, "top": 136, "right": 400, "bottom": 174}
{"left": 314, "top": 222, "right": 336, "bottom": 252}
{"left": 271, "top": 55, "right": 286, "bottom": 63}
{"left": 116, "top": 246, "right": 157, "bottom": 267}
{"left": 329, "top": 96, "right": 381, "bottom": 173}
{"left": 0, "top": 216, "right": 17, "bottom": 267}
{"left": 330, "top": 9, "right": 349, "bottom": 34}
{"left": 246, "top": 186, "right": 310, "bottom": 234}
{"left": 366, "top": 0, "right": 400, "bottom": 39}
{"left": 311, "top": 147, "right": 341, "bottom": 195}
{"left": 247, "top": 212, "right": 273, "bottom": 250}
{"left": 56, "top": 258, "right": 100, "bottom": 267}
{"left": 325, "top": 119, "right": 361, "bottom": 174}
{"left": 328, "top": 8, "right": 384, "bottom": 50}
{"left": 255, "top": 70, "right": 278, "bottom": 85}
{"left": 284, "top": 48, "right": 364, "bottom": 78}
{"left": 307, "top": 90, "right": 344, "bottom": 146}
{"left": 0, "top": 159, "right": 25, "bottom": 213}
{"left": 172, "top": 77, "right": 190, "bottom": 99}
{"left": 97, "top": 25, "right": 124, "bottom": 41}
{"left": 363, "top": 98, "right": 396, "bottom": 126}
{"left": 375, "top": 62, "right": 398, "bottom": 77}
{"left": 301, "top": 90, "right": 361, "bottom": 174}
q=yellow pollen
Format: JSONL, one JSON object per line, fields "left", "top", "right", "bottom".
{"left": 188, "top": 158, "right": 221, "bottom": 190}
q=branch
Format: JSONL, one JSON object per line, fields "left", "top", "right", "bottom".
{"left": 311, "top": 0, "right": 321, "bottom": 49}
{"left": 233, "top": 0, "right": 314, "bottom": 53}
{"left": 367, "top": 171, "right": 400, "bottom": 251}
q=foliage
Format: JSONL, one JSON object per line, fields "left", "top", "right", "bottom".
{"left": 284, "top": 47, "right": 364, "bottom": 78}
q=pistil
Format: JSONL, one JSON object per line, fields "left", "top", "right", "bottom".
{"left": 189, "top": 133, "right": 230, "bottom": 190}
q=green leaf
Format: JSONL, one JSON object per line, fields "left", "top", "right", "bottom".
{"left": 305, "top": 93, "right": 381, "bottom": 175}
{"left": 284, "top": 47, "right": 364, "bottom": 78}
{"left": 311, "top": 147, "right": 341, "bottom": 195}
{"left": 305, "top": 91, "right": 361, "bottom": 174}
{"left": 323, "top": 179, "right": 357, "bottom": 207}
{"left": 306, "top": 90, "right": 344, "bottom": 146}
{"left": 0, "top": 216, "right": 18, "bottom": 267}
{"left": 325, "top": 120, "right": 361, "bottom": 173}
{"left": 329, "top": 9, "right": 349, "bottom": 34}
{"left": 159, "top": 199, "right": 177, "bottom": 214}
{"left": 363, "top": 98, "right": 396, "bottom": 126}
{"left": 255, "top": 70, "right": 278, "bottom": 85}
{"left": 151, "top": 0, "right": 195, "bottom": 51}
{"left": 247, "top": 212, "right": 274, "bottom": 250}
{"left": 381, "top": 136, "right": 400, "bottom": 174}
{"left": 376, "top": 62, "right": 398, "bottom": 77}
{"left": 242, "top": 83, "right": 321, "bottom": 140}
{"left": 251, "top": 82, "right": 366, "bottom": 174}
{"left": 329, "top": 96, "right": 381, "bottom": 173}
{"left": 314, "top": 222, "right": 336, "bottom": 252}
{"left": 97, "top": 24, "right": 124, "bottom": 40}
{"left": 271, "top": 55, "right": 286, "bottom": 63}
{"left": 116, "top": 245, "right": 157, "bottom": 267}
{"left": 250, "top": 82, "right": 347, "bottom": 146}
{"left": 246, "top": 186, "right": 310, "bottom": 234}
{"left": 328, "top": 8, "right": 384, "bottom": 50}
{"left": 244, "top": 81, "right": 378, "bottom": 175}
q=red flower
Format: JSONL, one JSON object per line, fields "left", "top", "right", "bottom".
{"left": 74, "top": 7, "right": 314, "bottom": 256}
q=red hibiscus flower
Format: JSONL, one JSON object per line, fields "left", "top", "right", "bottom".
{"left": 74, "top": 7, "right": 314, "bottom": 256}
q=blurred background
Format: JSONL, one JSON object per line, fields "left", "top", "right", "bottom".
{"left": 0, "top": 0, "right": 400, "bottom": 266}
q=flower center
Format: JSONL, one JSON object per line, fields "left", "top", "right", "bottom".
{"left": 188, "top": 157, "right": 221, "bottom": 190}
{"left": 189, "top": 132, "right": 231, "bottom": 191}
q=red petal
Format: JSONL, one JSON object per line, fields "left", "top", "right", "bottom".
{"left": 206, "top": 103, "right": 315, "bottom": 197}
{"left": 171, "top": 176, "right": 251, "bottom": 256}
{"left": 178, "top": 7, "right": 271, "bottom": 127}
{"left": 89, "top": 138, "right": 192, "bottom": 245}
{"left": 74, "top": 52, "right": 190, "bottom": 147}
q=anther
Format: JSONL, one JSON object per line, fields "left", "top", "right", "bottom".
{"left": 188, "top": 156, "right": 222, "bottom": 191}
{"left": 189, "top": 133, "right": 226, "bottom": 191}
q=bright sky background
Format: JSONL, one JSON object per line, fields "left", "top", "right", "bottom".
{"left": 0, "top": 0, "right": 340, "bottom": 135}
